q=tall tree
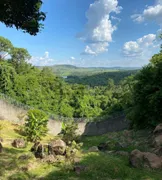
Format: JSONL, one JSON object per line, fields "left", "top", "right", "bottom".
{"left": 0, "top": 36, "right": 13, "bottom": 59}
{"left": 0, "top": 0, "right": 46, "bottom": 35}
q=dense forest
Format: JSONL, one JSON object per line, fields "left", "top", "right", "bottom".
{"left": 0, "top": 36, "right": 162, "bottom": 128}
{"left": 66, "top": 70, "right": 138, "bottom": 87}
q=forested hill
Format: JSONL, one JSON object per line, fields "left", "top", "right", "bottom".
{"left": 38, "top": 64, "right": 140, "bottom": 77}
{"left": 66, "top": 70, "right": 138, "bottom": 87}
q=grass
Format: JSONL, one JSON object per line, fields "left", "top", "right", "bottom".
{"left": 0, "top": 120, "right": 162, "bottom": 180}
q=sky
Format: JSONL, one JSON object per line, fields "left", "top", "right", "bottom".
{"left": 0, "top": 0, "right": 162, "bottom": 67}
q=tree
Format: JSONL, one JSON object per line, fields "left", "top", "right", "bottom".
{"left": 24, "top": 109, "right": 48, "bottom": 142}
{"left": 0, "top": 36, "right": 13, "bottom": 59}
{"left": 10, "top": 48, "right": 31, "bottom": 74}
{"left": 127, "top": 56, "right": 162, "bottom": 128}
{"left": 0, "top": 0, "right": 46, "bottom": 35}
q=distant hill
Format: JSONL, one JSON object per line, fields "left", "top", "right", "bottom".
{"left": 39, "top": 64, "right": 140, "bottom": 77}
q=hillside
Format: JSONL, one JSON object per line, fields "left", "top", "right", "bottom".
{"left": 66, "top": 70, "right": 138, "bottom": 87}
{"left": 39, "top": 65, "right": 140, "bottom": 77}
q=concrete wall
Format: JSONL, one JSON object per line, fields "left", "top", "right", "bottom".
{"left": 0, "top": 100, "right": 27, "bottom": 123}
{"left": 48, "top": 115, "right": 128, "bottom": 136}
{"left": 0, "top": 99, "right": 129, "bottom": 136}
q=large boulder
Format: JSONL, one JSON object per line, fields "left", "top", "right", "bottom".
{"left": 153, "top": 124, "right": 162, "bottom": 136}
{"left": 130, "top": 149, "right": 144, "bottom": 168}
{"left": 48, "top": 139, "right": 66, "bottom": 155}
{"left": 143, "top": 152, "right": 162, "bottom": 169}
{"left": 130, "top": 149, "right": 162, "bottom": 169}
{"left": 12, "top": 138, "right": 26, "bottom": 148}
{"left": 153, "top": 135, "right": 162, "bottom": 147}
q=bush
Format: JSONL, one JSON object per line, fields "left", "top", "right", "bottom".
{"left": 127, "top": 55, "right": 162, "bottom": 128}
{"left": 61, "top": 120, "right": 79, "bottom": 144}
{"left": 24, "top": 109, "right": 48, "bottom": 142}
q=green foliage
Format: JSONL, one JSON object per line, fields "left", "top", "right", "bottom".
{"left": 0, "top": 0, "right": 46, "bottom": 35}
{"left": 61, "top": 121, "right": 79, "bottom": 144}
{"left": 0, "top": 36, "right": 13, "bottom": 59}
{"left": 126, "top": 53, "right": 162, "bottom": 128}
{"left": 24, "top": 109, "right": 48, "bottom": 142}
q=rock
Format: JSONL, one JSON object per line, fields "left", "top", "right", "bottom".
{"left": 143, "top": 152, "right": 162, "bottom": 169}
{"left": 130, "top": 149, "right": 144, "bottom": 168}
{"left": 153, "top": 124, "right": 162, "bottom": 136}
{"left": 12, "top": 138, "right": 26, "bottom": 148}
{"left": 31, "top": 142, "right": 40, "bottom": 152}
{"left": 74, "top": 165, "right": 87, "bottom": 175}
{"left": 98, "top": 142, "right": 109, "bottom": 151}
{"left": 43, "top": 155, "right": 56, "bottom": 163}
{"left": 130, "top": 149, "right": 162, "bottom": 169}
{"left": 115, "top": 151, "right": 129, "bottom": 157}
{"left": 88, "top": 146, "right": 99, "bottom": 152}
{"left": 154, "top": 147, "right": 162, "bottom": 156}
{"left": 0, "top": 142, "right": 3, "bottom": 153}
{"left": 48, "top": 140, "right": 66, "bottom": 155}
{"left": 153, "top": 135, "right": 162, "bottom": 147}
{"left": 35, "top": 144, "right": 44, "bottom": 159}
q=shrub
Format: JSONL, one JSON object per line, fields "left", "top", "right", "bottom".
{"left": 61, "top": 120, "right": 79, "bottom": 144}
{"left": 24, "top": 109, "right": 48, "bottom": 142}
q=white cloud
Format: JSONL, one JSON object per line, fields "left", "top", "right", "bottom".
{"left": 70, "top": 56, "right": 75, "bottom": 60}
{"left": 78, "top": 0, "right": 122, "bottom": 55}
{"left": 122, "top": 33, "right": 159, "bottom": 57}
{"left": 111, "top": 16, "right": 121, "bottom": 22}
{"left": 131, "top": 0, "right": 162, "bottom": 26}
{"left": 29, "top": 52, "right": 55, "bottom": 66}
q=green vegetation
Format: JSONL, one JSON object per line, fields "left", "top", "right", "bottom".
{"left": 24, "top": 109, "right": 48, "bottom": 142}
{"left": 126, "top": 52, "right": 162, "bottom": 129}
{"left": 66, "top": 70, "right": 138, "bottom": 87}
{"left": 1, "top": 121, "right": 162, "bottom": 180}
{"left": 0, "top": 0, "right": 46, "bottom": 35}
{"left": 0, "top": 36, "right": 131, "bottom": 120}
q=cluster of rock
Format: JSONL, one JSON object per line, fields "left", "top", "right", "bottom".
{"left": 30, "top": 139, "right": 67, "bottom": 163}
{"left": 130, "top": 124, "right": 162, "bottom": 169}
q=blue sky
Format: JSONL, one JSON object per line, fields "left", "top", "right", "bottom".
{"left": 0, "top": 0, "right": 161, "bottom": 67}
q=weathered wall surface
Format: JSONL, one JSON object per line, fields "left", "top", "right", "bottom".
{"left": 0, "top": 99, "right": 129, "bottom": 136}
{"left": 0, "top": 100, "right": 27, "bottom": 123}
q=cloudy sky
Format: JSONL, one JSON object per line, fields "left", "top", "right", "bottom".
{"left": 0, "top": 0, "right": 162, "bottom": 67}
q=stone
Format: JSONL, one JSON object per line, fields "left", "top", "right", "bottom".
{"left": 35, "top": 144, "right": 44, "bottom": 159}
{"left": 74, "top": 165, "right": 87, "bottom": 175}
{"left": 129, "top": 149, "right": 144, "bottom": 168}
{"left": 143, "top": 152, "right": 162, "bottom": 169}
{"left": 88, "top": 146, "right": 99, "bottom": 152}
{"left": 153, "top": 124, "right": 162, "bottom": 136}
{"left": 153, "top": 135, "right": 162, "bottom": 147}
{"left": 130, "top": 149, "right": 162, "bottom": 169}
{"left": 31, "top": 142, "right": 40, "bottom": 152}
{"left": 115, "top": 151, "right": 129, "bottom": 157}
{"left": 0, "top": 142, "right": 3, "bottom": 153}
{"left": 48, "top": 139, "right": 66, "bottom": 155}
{"left": 12, "top": 138, "right": 26, "bottom": 148}
{"left": 154, "top": 147, "right": 162, "bottom": 156}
